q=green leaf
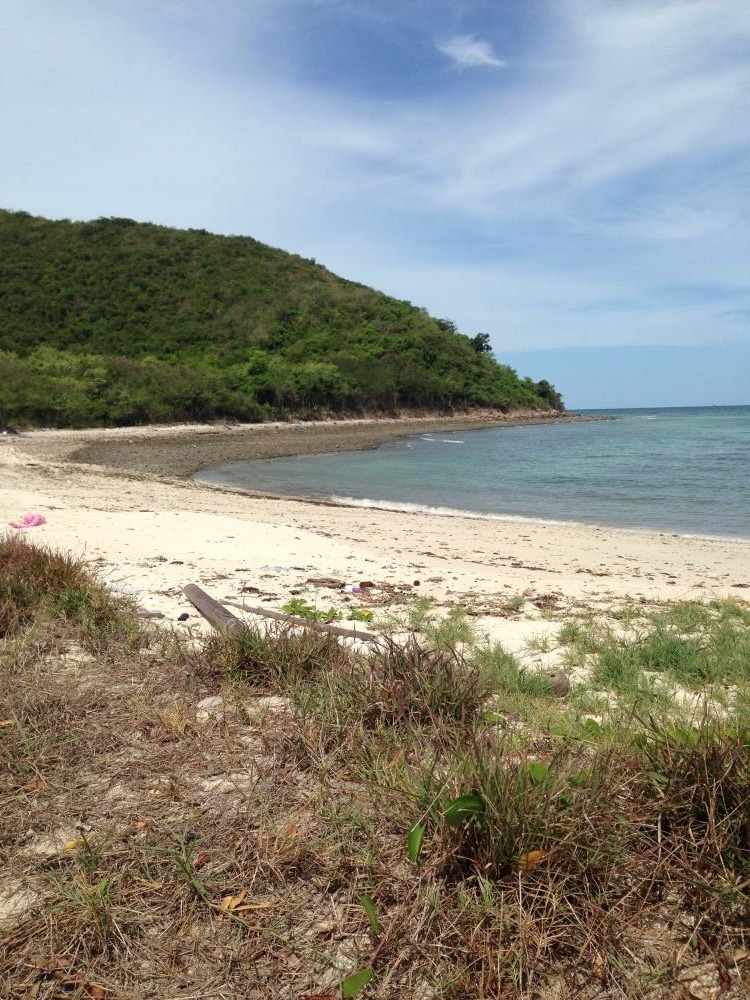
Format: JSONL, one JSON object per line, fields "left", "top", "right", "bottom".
{"left": 360, "top": 893, "right": 379, "bottom": 935}
{"left": 482, "top": 709, "right": 504, "bottom": 725}
{"left": 528, "top": 762, "right": 549, "bottom": 783}
{"left": 582, "top": 718, "right": 602, "bottom": 738}
{"left": 568, "top": 769, "right": 592, "bottom": 789}
{"left": 342, "top": 968, "right": 373, "bottom": 997}
{"left": 407, "top": 821, "right": 425, "bottom": 863}
{"left": 444, "top": 794, "right": 484, "bottom": 828}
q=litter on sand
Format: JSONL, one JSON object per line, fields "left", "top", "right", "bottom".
{"left": 9, "top": 512, "right": 46, "bottom": 529}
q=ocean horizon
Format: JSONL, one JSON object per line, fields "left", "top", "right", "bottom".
{"left": 195, "top": 405, "right": 750, "bottom": 541}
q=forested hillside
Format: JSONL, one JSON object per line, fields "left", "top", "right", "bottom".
{"left": 0, "top": 210, "right": 563, "bottom": 427}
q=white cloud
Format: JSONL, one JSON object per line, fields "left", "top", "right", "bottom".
{"left": 436, "top": 33, "right": 507, "bottom": 69}
{"left": 1, "top": 0, "right": 749, "bottom": 363}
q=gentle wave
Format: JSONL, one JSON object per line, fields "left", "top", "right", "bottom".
{"left": 328, "top": 495, "right": 750, "bottom": 542}
{"left": 330, "top": 495, "right": 583, "bottom": 527}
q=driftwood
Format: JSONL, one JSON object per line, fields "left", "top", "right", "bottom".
{"left": 184, "top": 584, "right": 246, "bottom": 635}
{"left": 184, "top": 584, "right": 377, "bottom": 643}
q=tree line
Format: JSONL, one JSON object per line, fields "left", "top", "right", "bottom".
{"left": 0, "top": 210, "right": 564, "bottom": 428}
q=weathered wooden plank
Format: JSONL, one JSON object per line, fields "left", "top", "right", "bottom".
{"left": 184, "top": 584, "right": 378, "bottom": 642}
{"left": 183, "top": 583, "right": 246, "bottom": 634}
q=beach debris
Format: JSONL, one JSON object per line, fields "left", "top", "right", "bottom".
{"left": 184, "top": 584, "right": 246, "bottom": 635}
{"left": 8, "top": 512, "right": 46, "bottom": 529}
{"left": 260, "top": 564, "right": 312, "bottom": 572}
{"left": 306, "top": 576, "right": 346, "bottom": 589}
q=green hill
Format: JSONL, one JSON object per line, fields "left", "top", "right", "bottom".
{"left": 0, "top": 209, "right": 563, "bottom": 428}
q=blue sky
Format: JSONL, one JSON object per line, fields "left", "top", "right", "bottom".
{"left": 2, "top": 0, "right": 749, "bottom": 408}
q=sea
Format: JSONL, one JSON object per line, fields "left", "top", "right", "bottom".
{"left": 195, "top": 406, "right": 750, "bottom": 542}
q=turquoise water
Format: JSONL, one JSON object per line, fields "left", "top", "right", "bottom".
{"left": 196, "top": 407, "right": 750, "bottom": 540}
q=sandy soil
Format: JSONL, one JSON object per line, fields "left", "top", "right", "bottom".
{"left": 1, "top": 419, "right": 748, "bottom": 664}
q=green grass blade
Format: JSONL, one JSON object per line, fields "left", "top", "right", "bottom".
{"left": 342, "top": 968, "right": 373, "bottom": 996}
{"left": 407, "top": 821, "right": 425, "bottom": 863}
{"left": 360, "top": 893, "right": 379, "bottom": 935}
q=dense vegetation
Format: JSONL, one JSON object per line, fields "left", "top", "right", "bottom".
{"left": 0, "top": 209, "right": 563, "bottom": 427}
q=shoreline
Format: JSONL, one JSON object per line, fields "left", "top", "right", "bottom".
{"left": 2, "top": 419, "right": 748, "bottom": 661}
{"left": 195, "top": 480, "right": 750, "bottom": 546}
{"left": 14, "top": 410, "right": 584, "bottom": 479}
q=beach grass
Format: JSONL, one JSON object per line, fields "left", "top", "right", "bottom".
{"left": 2, "top": 537, "right": 749, "bottom": 998}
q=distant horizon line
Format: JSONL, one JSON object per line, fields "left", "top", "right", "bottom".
{"left": 572, "top": 403, "right": 749, "bottom": 412}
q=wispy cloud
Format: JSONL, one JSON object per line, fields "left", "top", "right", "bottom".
{"left": 436, "top": 33, "right": 507, "bottom": 69}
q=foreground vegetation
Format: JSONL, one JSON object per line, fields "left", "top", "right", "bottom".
{"left": 2, "top": 535, "right": 749, "bottom": 998}
{"left": 0, "top": 210, "right": 562, "bottom": 428}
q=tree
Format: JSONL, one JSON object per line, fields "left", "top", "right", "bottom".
{"left": 470, "top": 332, "right": 493, "bottom": 356}
{"left": 436, "top": 318, "right": 458, "bottom": 335}
{"left": 535, "top": 379, "right": 564, "bottom": 411}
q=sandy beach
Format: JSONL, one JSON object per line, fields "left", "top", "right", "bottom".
{"left": 1, "top": 418, "right": 748, "bottom": 664}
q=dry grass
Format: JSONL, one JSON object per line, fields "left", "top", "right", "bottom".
{"left": 1, "top": 536, "right": 749, "bottom": 998}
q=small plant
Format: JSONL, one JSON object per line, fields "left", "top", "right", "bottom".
{"left": 561, "top": 600, "right": 750, "bottom": 694}
{"left": 406, "top": 595, "right": 434, "bottom": 632}
{"left": 558, "top": 617, "right": 608, "bottom": 654}
{"left": 503, "top": 594, "right": 526, "bottom": 614}
{"left": 47, "top": 870, "right": 121, "bottom": 951}
{"left": 282, "top": 597, "right": 341, "bottom": 623}
{"left": 472, "top": 642, "right": 553, "bottom": 698}
{"left": 0, "top": 534, "right": 140, "bottom": 647}
{"left": 414, "top": 746, "right": 619, "bottom": 881}
{"left": 423, "top": 607, "right": 475, "bottom": 650}
{"left": 357, "top": 638, "right": 493, "bottom": 730}
{"left": 204, "top": 622, "right": 349, "bottom": 688}
{"left": 349, "top": 607, "right": 374, "bottom": 623}
{"left": 636, "top": 718, "right": 750, "bottom": 873}
{"left": 294, "top": 637, "right": 494, "bottom": 745}
{"left": 380, "top": 598, "right": 475, "bottom": 649}
{"left": 523, "top": 632, "right": 554, "bottom": 654}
